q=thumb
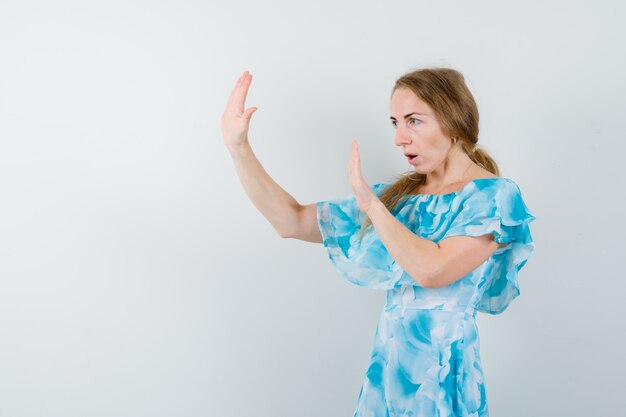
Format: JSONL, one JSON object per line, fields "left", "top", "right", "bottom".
{"left": 242, "top": 107, "right": 258, "bottom": 120}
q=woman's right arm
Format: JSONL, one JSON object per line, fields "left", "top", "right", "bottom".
{"left": 229, "top": 144, "right": 322, "bottom": 242}
{"left": 221, "top": 71, "right": 322, "bottom": 243}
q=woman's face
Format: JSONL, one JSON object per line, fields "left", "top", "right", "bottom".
{"left": 390, "top": 87, "right": 453, "bottom": 174}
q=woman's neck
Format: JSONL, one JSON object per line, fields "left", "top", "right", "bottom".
{"left": 423, "top": 147, "right": 476, "bottom": 189}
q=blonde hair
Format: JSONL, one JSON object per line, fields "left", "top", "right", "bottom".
{"left": 358, "top": 67, "right": 500, "bottom": 239}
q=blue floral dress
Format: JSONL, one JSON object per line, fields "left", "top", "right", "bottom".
{"left": 316, "top": 177, "right": 536, "bottom": 417}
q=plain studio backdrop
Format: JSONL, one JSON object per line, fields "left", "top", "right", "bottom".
{"left": 1, "top": 0, "right": 624, "bottom": 416}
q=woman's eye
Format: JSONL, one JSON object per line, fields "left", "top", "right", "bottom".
{"left": 390, "top": 120, "right": 397, "bottom": 128}
{"left": 409, "top": 118, "right": 422, "bottom": 126}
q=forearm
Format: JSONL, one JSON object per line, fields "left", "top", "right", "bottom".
{"left": 229, "top": 142, "right": 301, "bottom": 237}
{"left": 366, "top": 198, "right": 441, "bottom": 287}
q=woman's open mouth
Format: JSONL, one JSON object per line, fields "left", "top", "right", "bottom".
{"left": 406, "top": 154, "right": 418, "bottom": 163}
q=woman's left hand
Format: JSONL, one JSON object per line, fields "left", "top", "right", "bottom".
{"left": 348, "top": 140, "right": 379, "bottom": 213}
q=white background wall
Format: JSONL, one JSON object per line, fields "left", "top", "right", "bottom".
{"left": 1, "top": 1, "right": 624, "bottom": 416}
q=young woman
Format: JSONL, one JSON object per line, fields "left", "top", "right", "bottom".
{"left": 221, "top": 68, "right": 536, "bottom": 417}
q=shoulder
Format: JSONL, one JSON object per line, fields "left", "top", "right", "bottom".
{"left": 456, "top": 176, "right": 523, "bottom": 209}
{"left": 471, "top": 176, "right": 519, "bottom": 193}
{"left": 461, "top": 177, "right": 534, "bottom": 220}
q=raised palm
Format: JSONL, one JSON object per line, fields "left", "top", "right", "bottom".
{"left": 221, "top": 71, "right": 258, "bottom": 151}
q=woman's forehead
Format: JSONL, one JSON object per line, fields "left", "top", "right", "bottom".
{"left": 391, "top": 88, "right": 433, "bottom": 117}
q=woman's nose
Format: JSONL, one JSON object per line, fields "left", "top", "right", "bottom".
{"left": 394, "top": 128, "right": 411, "bottom": 146}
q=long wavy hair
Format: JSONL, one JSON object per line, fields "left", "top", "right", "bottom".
{"left": 358, "top": 67, "right": 500, "bottom": 239}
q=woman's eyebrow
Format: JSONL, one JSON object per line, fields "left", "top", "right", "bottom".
{"left": 389, "top": 112, "right": 428, "bottom": 120}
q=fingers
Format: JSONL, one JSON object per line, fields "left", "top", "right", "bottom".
{"left": 242, "top": 106, "right": 258, "bottom": 120}
{"left": 236, "top": 72, "right": 246, "bottom": 88}
{"left": 226, "top": 72, "right": 245, "bottom": 109}
{"left": 238, "top": 73, "right": 252, "bottom": 112}
{"left": 351, "top": 141, "right": 359, "bottom": 169}
{"left": 348, "top": 141, "right": 358, "bottom": 182}
{"left": 349, "top": 141, "right": 364, "bottom": 184}
{"left": 227, "top": 71, "right": 253, "bottom": 115}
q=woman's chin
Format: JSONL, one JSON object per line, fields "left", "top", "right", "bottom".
{"left": 411, "top": 165, "right": 429, "bottom": 174}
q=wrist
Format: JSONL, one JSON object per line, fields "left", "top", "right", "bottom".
{"left": 228, "top": 142, "right": 252, "bottom": 158}
{"left": 366, "top": 197, "right": 385, "bottom": 217}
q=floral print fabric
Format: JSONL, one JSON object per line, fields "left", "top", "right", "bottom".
{"left": 316, "top": 178, "right": 536, "bottom": 416}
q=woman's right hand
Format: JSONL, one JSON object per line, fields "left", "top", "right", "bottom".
{"left": 221, "top": 71, "right": 258, "bottom": 153}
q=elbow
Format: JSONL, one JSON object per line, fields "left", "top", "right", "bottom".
{"left": 277, "top": 223, "right": 300, "bottom": 239}
{"left": 276, "top": 206, "right": 302, "bottom": 239}
{"left": 418, "top": 276, "right": 443, "bottom": 289}
{"left": 407, "top": 268, "right": 441, "bottom": 289}
{"left": 408, "top": 262, "right": 448, "bottom": 288}
{"left": 405, "top": 245, "right": 447, "bottom": 288}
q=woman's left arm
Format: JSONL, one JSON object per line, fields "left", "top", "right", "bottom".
{"left": 365, "top": 199, "right": 501, "bottom": 288}
{"left": 348, "top": 140, "right": 501, "bottom": 288}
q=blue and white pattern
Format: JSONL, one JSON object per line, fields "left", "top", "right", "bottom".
{"left": 316, "top": 177, "right": 536, "bottom": 417}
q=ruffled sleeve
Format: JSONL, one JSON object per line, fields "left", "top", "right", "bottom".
{"left": 316, "top": 182, "right": 417, "bottom": 290}
{"left": 439, "top": 179, "right": 536, "bottom": 314}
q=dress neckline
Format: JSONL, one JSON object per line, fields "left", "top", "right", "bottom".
{"left": 403, "top": 177, "right": 506, "bottom": 199}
